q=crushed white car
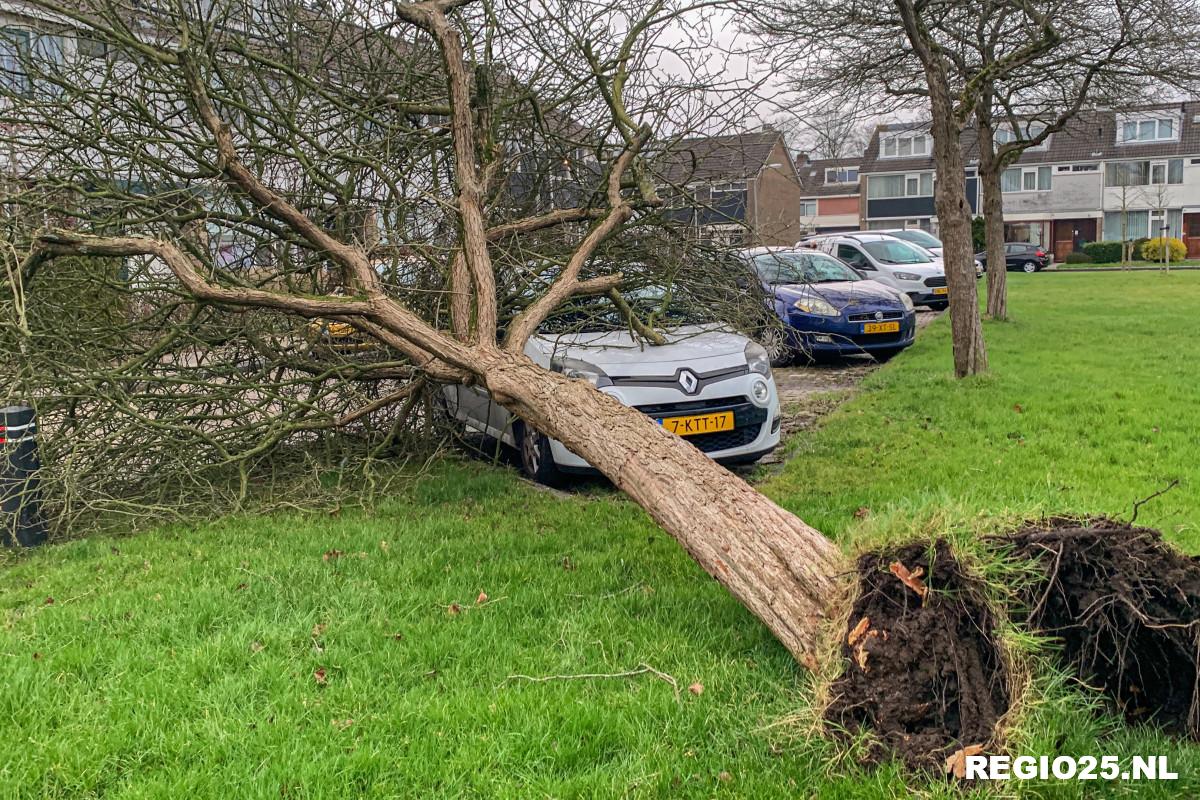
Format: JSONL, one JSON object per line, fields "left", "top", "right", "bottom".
{"left": 443, "top": 325, "right": 781, "bottom": 484}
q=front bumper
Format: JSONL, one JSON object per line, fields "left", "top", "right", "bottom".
{"left": 547, "top": 374, "right": 782, "bottom": 470}
{"left": 785, "top": 310, "right": 917, "bottom": 354}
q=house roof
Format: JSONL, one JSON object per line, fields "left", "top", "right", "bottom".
{"left": 860, "top": 101, "right": 1200, "bottom": 174}
{"left": 649, "top": 130, "right": 794, "bottom": 185}
{"left": 797, "top": 156, "right": 863, "bottom": 197}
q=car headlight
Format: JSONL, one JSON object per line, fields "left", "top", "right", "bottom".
{"left": 550, "top": 356, "right": 612, "bottom": 388}
{"left": 793, "top": 296, "right": 839, "bottom": 317}
{"left": 893, "top": 272, "right": 922, "bottom": 282}
{"left": 744, "top": 341, "right": 771, "bottom": 376}
{"left": 898, "top": 292, "right": 914, "bottom": 311}
{"left": 751, "top": 378, "right": 771, "bottom": 405}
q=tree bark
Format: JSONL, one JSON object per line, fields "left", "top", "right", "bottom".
{"left": 477, "top": 349, "right": 846, "bottom": 669}
{"left": 979, "top": 161, "right": 1008, "bottom": 321}
{"left": 926, "top": 90, "right": 988, "bottom": 377}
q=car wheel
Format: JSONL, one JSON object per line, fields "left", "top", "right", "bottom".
{"left": 928, "top": 301, "right": 949, "bottom": 311}
{"left": 1022, "top": 261, "right": 1038, "bottom": 273}
{"left": 518, "top": 422, "right": 565, "bottom": 486}
{"left": 759, "top": 326, "right": 793, "bottom": 368}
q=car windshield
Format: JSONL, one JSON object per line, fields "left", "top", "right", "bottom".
{"left": 537, "top": 287, "right": 713, "bottom": 334}
{"left": 890, "top": 230, "right": 941, "bottom": 249}
{"left": 862, "top": 239, "right": 932, "bottom": 264}
{"left": 751, "top": 251, "right": 861, "bottom": 284}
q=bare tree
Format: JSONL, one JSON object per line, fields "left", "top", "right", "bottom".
{"left": 969, "top": 0, "right": 1200, "bottom": 319}
{"left": 776, "top": 100, "right": 871, "bottom": 161}
{"left": 0, "top": 0, "right": 846, "bottom": 665}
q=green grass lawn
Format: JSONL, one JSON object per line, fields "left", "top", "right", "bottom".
{"left": 2, "top": 272, "right": 1199, "bottom": 798}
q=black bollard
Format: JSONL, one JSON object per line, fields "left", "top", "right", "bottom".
{"left": 1, "top": 405, "right": 48, "bottom": 548}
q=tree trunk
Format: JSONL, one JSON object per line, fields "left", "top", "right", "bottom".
{"left": 980, "top": 162, "right": 1008, "bottom": 320}
{"left": 477, "top": 348, "right": 846, "bottom": 668}
{"left": 926, "top": 89, "right": 988, "bottom": 377}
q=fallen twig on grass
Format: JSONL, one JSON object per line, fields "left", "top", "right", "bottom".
{"left": 1130, "top": 479, "right": 1180, "bottom": 526}
{"left": 504, "top": 663, "right": 680, "bottom": 700}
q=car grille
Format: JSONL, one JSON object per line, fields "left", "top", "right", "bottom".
{"left": 633, "top": 396, "right": 767, "bottom": 454}
{"left": 687, "top": 425, "right": 764, "bottom": 453}
{"left": 847, "top": 311, "right": 906, "bottom": 322}
{"left": 924, "top": 276, "right": 947, "bottom": 288}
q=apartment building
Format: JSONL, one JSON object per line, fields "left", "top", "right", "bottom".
{"left": 859, "top": 102, "right": 1200, "bottom": 260}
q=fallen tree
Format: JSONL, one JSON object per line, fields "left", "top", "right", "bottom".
{"left": 3, "top": 0, "right": 1199, "bottom": 771}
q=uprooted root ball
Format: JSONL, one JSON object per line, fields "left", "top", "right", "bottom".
{"left": 824, "top": 540, "right": 1011, "bottom": 770}
{"left": 1006, "top": 518, "right": 1200, "bottom": 737}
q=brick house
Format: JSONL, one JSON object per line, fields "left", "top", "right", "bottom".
{"left": 795, "top": 155, "right": 863, "bottom": 233}
{"left": 652, "top": 129, "right": 805, "bottom": 247}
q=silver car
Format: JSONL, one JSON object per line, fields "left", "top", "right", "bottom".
{"left": 443, "top": 324, "right": 781, "bottom": 484}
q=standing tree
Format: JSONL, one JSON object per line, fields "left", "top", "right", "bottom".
{"left": 743, "top": 0, "right": 1200, "bottom": 359}
{"left": 968, "top": 0, "right": 1200, "bottom": 319}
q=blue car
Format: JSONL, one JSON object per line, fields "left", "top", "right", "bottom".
{"left": 743, "top": 248, "right": 917, "bottom": 364}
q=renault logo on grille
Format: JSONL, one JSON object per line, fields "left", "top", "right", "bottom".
{"left": 678, "top": 369, "right": 699, "bottom": 394}
{"left": 875, "top": 311, "right": 884, "bottom": 320}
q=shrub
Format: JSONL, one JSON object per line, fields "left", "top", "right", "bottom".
{"left": 1131, "top": 237, "right": 1150, "bottom": 258}
{"left": 1140, "top": 237, "right": 1187, "bottom": 262}
{"left": 1063, "top": 251, "right": 1093, "bottom": 264}
{"left": 1082, "top": 241, "right": 1123, "bottom": 263}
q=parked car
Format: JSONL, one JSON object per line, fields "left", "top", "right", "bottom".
{"left": 442, "top": 298, "right": 781, "bottom": 484}
{"left": 869, "top": 229, "right": 984, "bottom": 277}
{"left": 804, "top": 233, "right": 950, "bottom": 309}
{"left": 873, "top": 228, "right": 944, "bottom": 257}
{"left": 975, "top": 243, "right": 1053, "bottom": 272}
{"left": 744, "top": 247, "right": 916, "bottom": 365}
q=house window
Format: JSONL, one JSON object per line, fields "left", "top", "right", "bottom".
{"left": 1001, "top": 166, "right": 1051, "bottom": 192}
{"left": 709, "top": 181, "right": 746, "bottom": 203}
{"left": 867, "top": 172, "right": 933, "bottom": 198}
{"left": 0, "top": 28, "right": 31, "bottom": 95}
{"left": 880, "top": 132, "right": 930, "bottom": 159}
{"left": 994, "top": 123, "right": 1049, "bottom": 149}
{"left": 824, "top": 167, "right": 858, "bottom": 183}
{"left": 1105, "top": 159, "right": 1183, "bottom": 187}
{"left": 799, "top": 200, "right": 817, "bottom": 216}
{"left": 1118, "top": 116, "right": 1178, "bottom": 143}
{"left": 699, "top": 224, "right": 746, "bottom": 247}
{"left": 1070, "top": 163, "right": 1099, "bottom": 172}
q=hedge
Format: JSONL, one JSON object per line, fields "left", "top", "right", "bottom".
{"left": 1082, "top": 241, "right": 1123, "bottom": 263}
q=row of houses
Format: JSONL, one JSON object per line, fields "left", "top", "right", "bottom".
{"left": 674, "top": 102, "right": 1200, "bottom": 261}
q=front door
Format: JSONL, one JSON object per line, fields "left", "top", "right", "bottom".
{"left": 1052, "top": 219, "right": 1097, "bottom": 260}
{"left": 1185, "top": 214, "right": 1200, "bottom": 259}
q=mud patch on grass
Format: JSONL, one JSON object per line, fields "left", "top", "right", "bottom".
{"left": 824, "top": 540, "right": 1010, "bottom": 770}
{"left": 1006, "top": 518, "right": 1200, "bottom": 737}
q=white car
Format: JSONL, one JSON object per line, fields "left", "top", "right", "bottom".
{"left": 443, "top": 324, "right": 781, "bottom": 484}
{"left": 805, "top": 233, "right": 950, "bottom": 309}
{"left": 872, "top": 229, "right": 985, "bottom": 277}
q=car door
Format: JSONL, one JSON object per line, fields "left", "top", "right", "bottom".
{"left": 1004, "top": 244, "right": 1021, "bottom": 270}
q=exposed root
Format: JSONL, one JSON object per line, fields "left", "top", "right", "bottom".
{"left": 824, "top": 541, "right": 1010, "bottom": 770}
{"left": 1004, "top": 517, "right": 1200, "bottom": 738}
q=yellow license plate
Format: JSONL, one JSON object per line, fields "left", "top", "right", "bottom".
{"left": 933, "top": 286, "right": 949, "bottom": 295}
{"left": 863, "top": 321, "right": 900, "bottom": 334}
{"left": 659, "top": 410, "right": 734, "bottom": 437}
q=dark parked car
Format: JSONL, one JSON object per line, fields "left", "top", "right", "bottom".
{"left": 975, "top": 243, "right": 1052, "bottom": 273}
{"left": 742, "top": 247, "right": 917, "bottom": 365}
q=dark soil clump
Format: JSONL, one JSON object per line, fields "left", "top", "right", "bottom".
{"left": 825, "top": 540, "right": 1010, "bottom": 770}
{"left": 1005, "top": 518, "right": 1200, "bottom": 737}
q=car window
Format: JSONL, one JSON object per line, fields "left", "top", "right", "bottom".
{"left": 861, "top": 239, "right": 932, "bottom": 264}
{"left": 836, "top": 244, "right": 867, "bottom": 266}
{"left": 891, "top": 229, "right": 942, "bottom": 249}
{"left": 1005, "top": 244, "right": 1018, "bottom": 254}
{"left": 752, "top": 252, "right": 861, "bottom": 285}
